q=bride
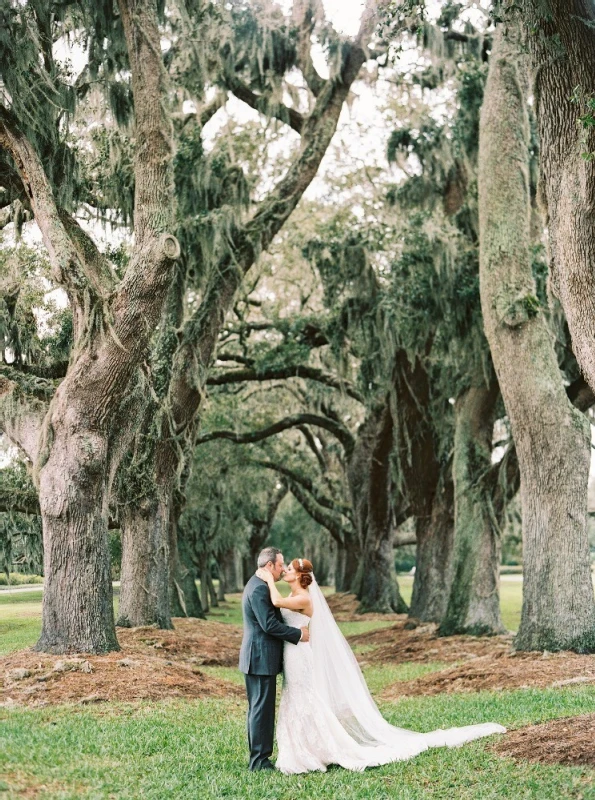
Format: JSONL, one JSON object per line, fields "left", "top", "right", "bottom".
{"left": 255, "top": 557, "right": 506, "bottom": 775}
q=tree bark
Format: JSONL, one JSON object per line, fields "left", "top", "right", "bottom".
{"left": 217, "top": 568, "right": 226, "bottom": 602}
{"left": 221, "top": 548, "right": 243, "bottom": 592}
{"left": 391, "top": 350, "right": 451, "bottom": 622}
{"left": 122, "top": 3, "right": 387, "bottom": 628}
{"left": 117, "top": 500, "right": 172, "bottom": 629}
{"left": 169, "top": 519, "right": 204, "bottom": 618}
{"left": 349, "top": 404, "right": 408, "bottom": 613}
{"left": 518, "top": 1, "right": 595, "bottom": 395}
{"left": 408, "top": 466, "right": 454, "bottom": 622}
{"left": 199, "top": 558, "right": 210, "bottom": 614}
{"left": 439, "top": 377, "right": 505, "bottom": 636}
{"left": 334, "top": 538, "right": 361, "bottom": 593}
{"left": 479, "top": 23, "right": 595, "bottom": 652}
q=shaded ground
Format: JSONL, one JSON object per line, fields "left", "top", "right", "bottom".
{"left": 492, "top": 713, "right": 595, "bottom": 768}
{"left": 1, "top": 618, "right": 243, "bottom": 708}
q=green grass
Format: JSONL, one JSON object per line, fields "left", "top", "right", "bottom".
{"left": 0, "top": 591, "right": 120, "bottom": 656}
{"left": 2, "top": 580, "right": 594, "bottom": 797}
{"left": 396, "top": 575, "right": 521, "bottom": 633}
{"left": 500, "top": 580, "right": 522, "bottom": 632}
{"left": 200, "top": 662, "right": 450, "bottom": 695}
{"left": 1, "top": 688, "right": 594, "bottom": 799}
{"left": 0, "top": 577, "right": 527, "bottom": 657}
{"left": 0, "top": 591, "right": 43, "bottom": 655}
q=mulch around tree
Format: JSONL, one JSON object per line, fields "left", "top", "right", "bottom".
{"left": 326, "top": 592, "right": 404, "bottom": 622}
{"left": 345, "top": 615, "right": 514, "bottom": 666}
{"left": 381, "top": 648, "right": 595, "bottom": 699}
{"left": 1, "top": 618, "right": 244, "bottom": 708}
{"left": 492, "top": 714, "right": 595, "bottom": 768}
{"left": 337, "top": 597, "right": 595, "bottom": 698}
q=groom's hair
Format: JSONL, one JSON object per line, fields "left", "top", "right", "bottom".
{"left": 257, "top": 547, "right": 282, "bottom": 568}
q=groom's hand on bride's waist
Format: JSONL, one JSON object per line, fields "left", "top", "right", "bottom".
{"left": 300, "top": 626, "right": 310, "bottom": 642}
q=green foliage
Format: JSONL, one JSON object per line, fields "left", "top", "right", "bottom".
{"left": 0, "top": 461, "right": 42, "bottom": 578}
{"left": 0, "top": 0, "right": 81, "bottom": 207}
{"left": 570, "top": 85, "right": 595, "bottom": 161}
{"left": 182, "top": 432, "right": 280, "bottom": 563}
{"left": 0, "top": 571, "right": 42, "bottom": 586}
{"left": 108, "top": 530, "right": 122, "bottom": 581}
{"left": 522, "top": 294, "right": 540, "bottom": 318}
{"left": 224, "top": 0, "right": 297, "bottom": 91}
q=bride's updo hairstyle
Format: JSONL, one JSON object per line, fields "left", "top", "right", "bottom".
{"left": 292, "top": 558, "right": 314, "bottom": 589}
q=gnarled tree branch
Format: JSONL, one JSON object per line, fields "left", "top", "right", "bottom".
{"left": 207, "top": 363, "right": 364, "bottom": 403}
{"left": 196, "top": 411, "right": 355, "bottom": 456}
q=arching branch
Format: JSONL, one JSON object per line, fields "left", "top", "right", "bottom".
{"left": 0, "top": 106, "right": 98, "bottom": 308}
{"left": 223, "top": 74, "right": 304, "bottom": 134}
{"left": 0, "top": 486, "right": 40, "bottom": 516}
{"left": 207, "top": 364, "right": 364, "bottom": 403}
{"left": 251, "top": 458, "right": 353, "bottom": 522}
{"left": 196, "top": 412, "right": 354, "bottom": 456}
{"left": 287, "top": 478, "right": 350, "bottom": 546}
{"left": 297, "top": 424, "right": 327, "bottom": 472}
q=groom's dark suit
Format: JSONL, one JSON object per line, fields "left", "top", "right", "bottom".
{"left": 239, "top": 575, "right": 302, "bottom": 771}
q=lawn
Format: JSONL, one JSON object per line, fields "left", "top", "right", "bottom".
{"left": 1, "top": 579, "right": 594, "bottom": 798}
{"left": 2, "top": 689, "right": 595, "bottom": 799}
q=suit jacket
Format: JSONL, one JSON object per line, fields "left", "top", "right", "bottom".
{"left": 239, "top": 575, "right": 302, "bottom": 675}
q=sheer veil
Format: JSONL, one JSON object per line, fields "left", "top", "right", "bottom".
{"left": 308, "top": 577, "right": 506, "bottom": 751}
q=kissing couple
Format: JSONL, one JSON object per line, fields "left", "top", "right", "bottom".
{"left": 239, "top": 547, "right": 506, "bottom": 774}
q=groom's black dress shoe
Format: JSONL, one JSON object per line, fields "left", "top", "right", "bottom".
{"left": 253, "top": 760, "right": 275, "bottom": 771}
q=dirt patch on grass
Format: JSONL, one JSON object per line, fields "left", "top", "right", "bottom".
{"left": 383, "top": 649, "right": 595, "bottom": 698}
{"left": 326, "top": 593, "right": 403, "bottom": 622}
{"left": 117, "top": 616, "right": 242, "bottom": 666}
{"left": 1, "top": 617, "right": 243, "bottom": 708}
{"left": 347, "top": 618, "right": 513, "bottom": 665}
{"left": 0, "top": 771, "right": 83, "bottom": 798}
{"left": 346, "top": 618, "right": 595, "bottom": 697}
{"left": 492, "top": 714, "right": 595, "bottom": 767}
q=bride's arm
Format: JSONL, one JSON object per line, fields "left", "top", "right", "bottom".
{"left": 255, "top": 569, "right": 312, "bottom": 614}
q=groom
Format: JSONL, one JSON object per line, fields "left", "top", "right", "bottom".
{"left": 239, "top": 546, "right": 309, "bottom": 771}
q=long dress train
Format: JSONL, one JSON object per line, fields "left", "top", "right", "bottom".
{"left": 275, "top": 599, "right": 505, "bottom": 775}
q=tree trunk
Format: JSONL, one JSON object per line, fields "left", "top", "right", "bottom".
{"left": 36, "top": 463, "right": 119, "bottom": 654}
{"left": 479, "top": 24, "right": 595, "bottom": 652}
{"left": 119, "top": 12, "right": 386, "bottom": 626}
{"left": 169, "top": 519, "right": 204, "bottom": 619}
{"left": 440, "top": 378, "right": 505, "bottom": 636}
{"left": 408, "top": 467, "right": 454, "bottom": 622}
{"left": 199, "top": 558, "right": 210, "bottom": 613}
{"left": 222, "top": 548, "right": 243, "bottom": 592}
{"left": 359, "top": 538, "right": 408, "bottom": 614}
{"left": 217, "top": 568, "right": 226, "bottom": 602}
{"left": 206, "top": 563, "right": 218, "bottom": 608}
{"left": 0, "top": 0, "right": 181, "bottom": 654}
{"left": 519, "top": 1, "right": 595, "bottom": 396}
{"left": 391, "top": 350, "right": 450, "bottom": 622}
{"left": 351, "top": 404, "right": 408, "bottom": 613}
{"left": 117, "top": 501, "right": 172, "bottom": 629}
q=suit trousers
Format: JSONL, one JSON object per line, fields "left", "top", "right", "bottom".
{"left": 244, "top": 673, "right": 277, "bottom": 770}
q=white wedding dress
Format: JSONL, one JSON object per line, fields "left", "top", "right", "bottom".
{"left": 275, "top": 581, "right": 506, "bottom": 775}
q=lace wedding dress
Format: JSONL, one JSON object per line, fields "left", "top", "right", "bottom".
{"left": 275, "top": 583, "right": 505, "bottom": 775}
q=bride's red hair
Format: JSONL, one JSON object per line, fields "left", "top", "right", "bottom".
{"left": 292, "top": 558, "right": 314, "bottom": 589}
